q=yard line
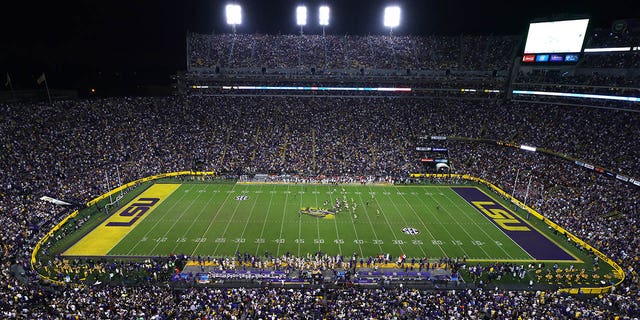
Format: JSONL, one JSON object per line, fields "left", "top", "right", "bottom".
{"left": 366, "top": 185, "right": 422, "bottom": 257}
{"left": 379, "top": 186, "right": 429, "bottom": 257}
{"left": 124, "top": 184, "right": 194, "bottom": 255}
{"left": 276, "top": 185, "right": 291, "bottom": 256}
{"left": 399, "top": 186, "right": 473, "bottom": 259}
{"left": 148, "top": 185, "right": 212, "bottom": 254}
{"left": 444, "top": 188, "right": 527, "bottom": 260}
{"left": 329, "top": 185, "right": 363, "bottom": 257}
{"left": 191, "top": 184, "right": 239, "bottom": 256}
{"left": 316, "top": 185, "right": 342, "bottom": 256}
{"left": 298, "top": 186, "right": 303, "bottom": 256}
{"left": 169, "top": 185, "right": 221, "bottom": 254}
{"left": 233, "top": 184, "right": 264, "bottom": 254}
{"left": 210, "top": 186, "right": 248, "bottom": 256}
{"left": 315, "top": 194, "right": 322, "bottom": 253}
{"left": 355, "top": 190, "right": 384, "bottom": 253}
{"left": 254, "top": 185, "right": 276, "bottom": 256}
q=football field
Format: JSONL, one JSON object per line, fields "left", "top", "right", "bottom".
{"left": 63, "top": 182, "right": 578, "bottom": 262}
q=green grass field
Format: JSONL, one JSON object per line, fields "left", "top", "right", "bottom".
{"left": 64, "top": 181, "right": 580, "bottom": 262}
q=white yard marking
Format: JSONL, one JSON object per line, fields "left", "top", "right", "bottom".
{"left": 233, "top": 185, "right": 264, "bottom": 254}
{"left": 191, "top": 185, "right": 239, "bottom": 256}
{"left": 276, "top": 186, "right": 291, "bottom": 256}
{"left": 254, "top": 186, "right": 276, "bottom": 256}
{"left": 177, "top": 186, "right": 230, "bottom": 255}
{"left": 356, "top": 190, "right": 385, "bottom": 253}
{"left": 396, "top": 187, "right": 467, "bottom": 257}
{"left": 370, "top": 186, "right": 425, "bottom": 256}
{"left": 328, "top": 186, "right": 362, "bottom": 256}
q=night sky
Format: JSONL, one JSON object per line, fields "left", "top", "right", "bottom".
{"left": 0, "top": 0, "right": 637, "bottom": 92}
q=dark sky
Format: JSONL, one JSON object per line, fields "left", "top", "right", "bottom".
{"left": 0, "top": 0, "right": 638, "bottom": 91}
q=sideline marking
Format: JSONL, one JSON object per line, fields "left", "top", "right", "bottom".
{"left": 62, "top": 184, "right": 180, "bottom": 256}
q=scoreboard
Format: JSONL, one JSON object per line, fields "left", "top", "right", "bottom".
{"left": 417, "top": 136, "right": 450, "bottom": 173}
{"left": 522, "top": 18, "right": 589, "bottom": 64}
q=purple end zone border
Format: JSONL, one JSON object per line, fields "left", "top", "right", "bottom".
{"left": 452, "top": 187, "right": 576, "bottom": 261}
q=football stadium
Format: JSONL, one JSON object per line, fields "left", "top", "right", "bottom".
{"left": 1, "top": 1, "right": 639, "bottom": 318}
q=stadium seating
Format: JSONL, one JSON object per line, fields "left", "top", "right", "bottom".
{"left": 1, "top": 31, "right": 639, "bottom": 318}
{"left": 187, "top": 33, "right": 520, "bottom": 71}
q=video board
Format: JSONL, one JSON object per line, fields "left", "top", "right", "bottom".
{"left": 522, "top": 19, "right": 589, "bottom": 64}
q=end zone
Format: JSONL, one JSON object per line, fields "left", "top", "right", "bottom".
{"left": 62, "top": 183, "right": 180, "bottom": 256}
{"left": 452, "top": 187, "right": 579, "bottom": 262}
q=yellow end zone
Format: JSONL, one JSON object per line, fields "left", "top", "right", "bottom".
{"left": 62, "top": 183, "right": 180, "bottom": 256}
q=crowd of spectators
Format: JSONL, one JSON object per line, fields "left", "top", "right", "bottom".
{"left": 513, "top": 30, "right": 640, "bottom": 101}
{"left": 4, "top": 283, "right": 636, "bottom": 319}
{"left": 187, "top": 33, "right": 520, "bottom": 71}
{"left": 514, "top": 70, "right": 640, "bottom": 94}
{"left": 586, "top": 28, "right": 640, "bottom": 48}
{"left": 449, "top": 142, "right": 638, "bottom": 290}
{"left": 1, "top": 94, "right": 639, "bottom": 317}
{"left": 187, "top": 32, "right": 640, "bottom": 75}
{"left": 579, "top": 51, "right": 640, "bottom": 69}
{"left": 186, "top": 31, "right": 639, "bottom": 117}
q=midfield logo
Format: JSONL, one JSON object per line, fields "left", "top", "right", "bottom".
{"left": 300, "top": 207, "right": 335, "bottom": 218}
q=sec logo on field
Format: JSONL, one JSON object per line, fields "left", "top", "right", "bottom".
{"left": 402, "top": 227, "right": 419, "bottom": 235}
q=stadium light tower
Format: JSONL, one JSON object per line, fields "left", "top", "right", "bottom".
{"left": 383, "top": 6, "right": 401, "bottom": 35}
{"left": 296, "top": 5, "right": 307, "bottom": 35}
{"left": 226, "top": 4, "right": 242, "bottom": 34}
{"left": 319, "top": 5, "right": 330, "bottom": 36}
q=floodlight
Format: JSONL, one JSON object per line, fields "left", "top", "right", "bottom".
{"left": 226, "top": 4, "right": 242, "bottom": 25}
{"left": 296, "top": 6, "right": 307, "bottom": 26}
{"left": 384, "top": 6, "right": 401, "bottom": 28}
{"left": 319, "top": 6, "right": 330, "bottom": 26}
